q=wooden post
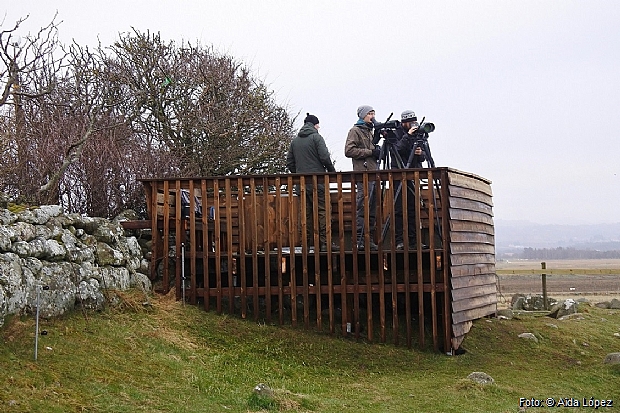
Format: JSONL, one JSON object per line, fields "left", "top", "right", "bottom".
{"left": 541, "top": 262, "right": 548, "bottom": 310}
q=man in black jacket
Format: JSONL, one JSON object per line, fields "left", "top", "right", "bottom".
{"left": 286, "top": 113, "right": 338, "bottom": 252}
{"left": 391, "top": 110, "right": 426, "bottom": 250}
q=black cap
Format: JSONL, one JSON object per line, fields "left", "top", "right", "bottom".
{"left": 304, "top": 113, "right": 319, "bottom": 125}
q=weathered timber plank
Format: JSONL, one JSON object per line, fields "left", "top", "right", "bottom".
{"left": 448, "top": 172, "right": 493, "bottom": 196}
{"left": 448, "top": 198, "right": 494, "bottom": 216}
{"left": 120, "top": 220, "right": 151, "bottom": 230}
{"left": 449, "top": 221, "right": 495, "bottom": 235}
{"left": 451, "top": 283, "right": 498, "bottom": 302}
{"left": 451, "top": 273, "right": 497, "bottom": 289}
{"left": 452, "top": 320, "right": 473, "bottom": 339}
{"left": 452, "top": 302, "right": 497, "bottom": 324}
{"left": 449, "top": 209, "right": 494, "bottom": 225}
{"left": 449, "top": 232, "right": 495, "bottom": 244}
{"left": 452, "top": 335, "right": 466, "bottom": 351}
{"left": 450, "top": 253, "right": 495, "bottom": 266}
{"left": 452, "top": 293, "right": 497, "bottom": 313}
{"left": 450, "top": 263, "right": 496, "bottom": 277}
{"left": 448, "top": 186, "right": 493, "bottom": 206}
{"left": 449, "top": 242, "right": 495, "bottom": 254}
{"left": 446, "top": 168, "right": 492, "bottom": 185}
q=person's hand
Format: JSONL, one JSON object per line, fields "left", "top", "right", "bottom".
{"left": 408, "top": 124, "right": 419, "bottom": 135}
{"left": 372, "top": 147, "right": 381, "bottom": 159}
{"left": 414, "top": 146, "right": 423, "bottom": 156}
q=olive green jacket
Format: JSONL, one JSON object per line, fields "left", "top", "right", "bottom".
{"left": 286, "top": 123, "right": 335, "bottom": 173}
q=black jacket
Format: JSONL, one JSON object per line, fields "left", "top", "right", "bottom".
{"left": 391, "top": 126, "right": 426, "bottom": 168}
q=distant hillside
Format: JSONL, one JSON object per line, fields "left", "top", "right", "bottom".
{"left": 494, "top": 220, "right": 620, "bottom": 253}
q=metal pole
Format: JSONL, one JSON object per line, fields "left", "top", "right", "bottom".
{"left": 34, "top": 287, "right": 40, "bottom": 361}
{"left": 541, "top": 262, "right": 548, "bottom": 310}
{"left": 34, "top": 285, "right": 49, "bottom": 361}
{"left": 181, "top": 243, "right": 186, "bottom": 305}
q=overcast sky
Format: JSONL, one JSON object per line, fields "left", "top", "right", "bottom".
{"left": 3, "top": 1, "right": 619, "bottom": 225}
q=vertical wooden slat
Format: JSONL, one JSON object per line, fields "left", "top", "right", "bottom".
{"left": 401, "top": 170, "right": 412, "bottom": 348}
{"left": 147, "top": 182, "right": 160, "bottom": 282}
{"left": 414, "top": 171, "right": 425, "bottom": 349}
{"left": 263, "top": 177, "right": 272, "bottom": 323}
{"left": 389, "top": 172, "right": 399, "bottom": 346}
{"left": 312, "top": 175, "right": 322, "bottom": 330}
{"left": 364, "top": 172, "right": 373, "bottom": 342}
{"left": 324, "top": 174, "right": 334, "bottom": 334}
{"left": 189, "top": 180, "right": 197, "bottom": 305}
{"left": 250, "top": 178, "right": 259, "bottom": 320}
{"left": 275, "top": 177, "right": 284, "bottom": 325}
{"left": 175, "top": 181, "right": 183, "bottom": 300}
{"left": 337, "top": 175, "right": 347, "bottom": 337}
{"left": 351, "top": 174, "right": 360, "bottom": 339}
{"left": 300, "top": 176, "right": 310, "bottom": 329}
{"left": 162, "top": 181, "right": 170, "bottom": 294}
{"left": 427, "top": 170, "right": 438, "bottom": 351}
{"left": 201, "top": 179, "right": 210, "bottom": 311}
{"left": 287, "top": 176, "right": 297, "bottom": 327}
{"left": 213, "top": 180, "right": 222, "bottom": 314}
{"left": 225, "top": 179, "right": 234, "bottom": 314}
{"left": 238, "top": 178, "right": 247, "bottom": 319}
{"left": 378, "top": 172, "right": 386, "bottom": 344}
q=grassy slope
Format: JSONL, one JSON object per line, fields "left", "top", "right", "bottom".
{"left": 1, "top": 290, "right": 619, "bottom": 413}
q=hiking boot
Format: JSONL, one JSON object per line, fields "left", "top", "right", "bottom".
{"left": 319, "top": 243, "right": 340, "bottom": 252}
{"left": 357, "top": 241, "right": 379, "bottom": 251}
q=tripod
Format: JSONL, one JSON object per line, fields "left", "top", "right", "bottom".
{"left": 366, "top": 124, "right": 443, "bottom": 249}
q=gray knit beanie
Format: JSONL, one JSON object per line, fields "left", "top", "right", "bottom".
{"left": 357, "top": 105, "right": 374, "bottom": 120}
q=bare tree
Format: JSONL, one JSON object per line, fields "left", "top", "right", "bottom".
{"left": 0, "top": 14, "right": 66, "bottom": 201}
{"left": 0, "top": 22, "right": 296, "bottom": 217}
{"left": 107, "top": 30, "right": 295, "bottom": 177}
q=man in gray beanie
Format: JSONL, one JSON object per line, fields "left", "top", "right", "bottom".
{"left": 344, "top": 105, "right": 380, "bottom": 251}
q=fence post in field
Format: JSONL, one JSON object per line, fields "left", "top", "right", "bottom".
{"left": 541, "top": 262, "right": 548, "bottom": 310}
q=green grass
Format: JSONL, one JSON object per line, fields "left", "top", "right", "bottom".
{"left": 1, "top": 291, "right": 619, "bottom": 412}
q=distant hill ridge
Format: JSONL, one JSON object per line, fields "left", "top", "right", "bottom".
{"left": 494, "top": 220, "right": 620, "bottom": 251}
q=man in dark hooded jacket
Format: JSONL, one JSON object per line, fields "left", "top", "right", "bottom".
{"left": 286, "top": 113, "right": 337, "bottom": 252}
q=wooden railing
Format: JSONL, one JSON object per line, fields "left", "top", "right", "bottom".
{"left": 140, "top": 168, "right": 454, "bottom": 351}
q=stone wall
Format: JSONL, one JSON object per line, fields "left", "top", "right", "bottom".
{"left": 0, "top": 205, "right": 151, "bottom": 327}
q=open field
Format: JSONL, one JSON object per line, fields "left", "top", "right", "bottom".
{"left": 496, "top": 259, "right": 620, "bottom": 308}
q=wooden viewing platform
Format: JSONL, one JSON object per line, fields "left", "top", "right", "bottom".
{"left": 139, "top": 167, "right": 497, "bottom": 352}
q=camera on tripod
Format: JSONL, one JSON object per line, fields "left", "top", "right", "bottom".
{"left": 409, "top": 121, "right": 435, "bottom": 135}
{"left": 372, "top": 119, "right": 401, "bottom": 144}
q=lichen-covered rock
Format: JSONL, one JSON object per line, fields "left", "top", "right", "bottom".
{"left": 10, "top": 222, "right": 36, "bottom": 242}
{"left": 99, "top": 266, "right": 130, "bottom": 290}
{"left": 96, "top": 242, "right": 126, "bottom": 266}
{"left": 0, "top": 226, "right": 13, "bottom": 252}
{"left": 93, "top": 220, "right": 124, "bottom": 244}
{"left": 547, "top": 299, "right": 579, "bottom": 319}
{"left": 77, "top": 279, "right": 106, "bottom": 310}
{"left": 0, "top": 209, "right": 17, "bottom": 225}
{"left": 0, "top": 205, "right": 151, "bottom": 326}
{"left": 467, "top": 372, "right": 495, "bottom": 385}
{"left": 603, "top": 353, "right": 620, "bottom": 365}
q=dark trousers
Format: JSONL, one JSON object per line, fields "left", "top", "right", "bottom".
{"left": 298, "top": 184, "right": 328, "bottom": 246}
{"left": 355, "top": 181, "right": 376, "bottom": 243}
{"left": 393, "top": 179, "right": 417, "bottom": 244}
